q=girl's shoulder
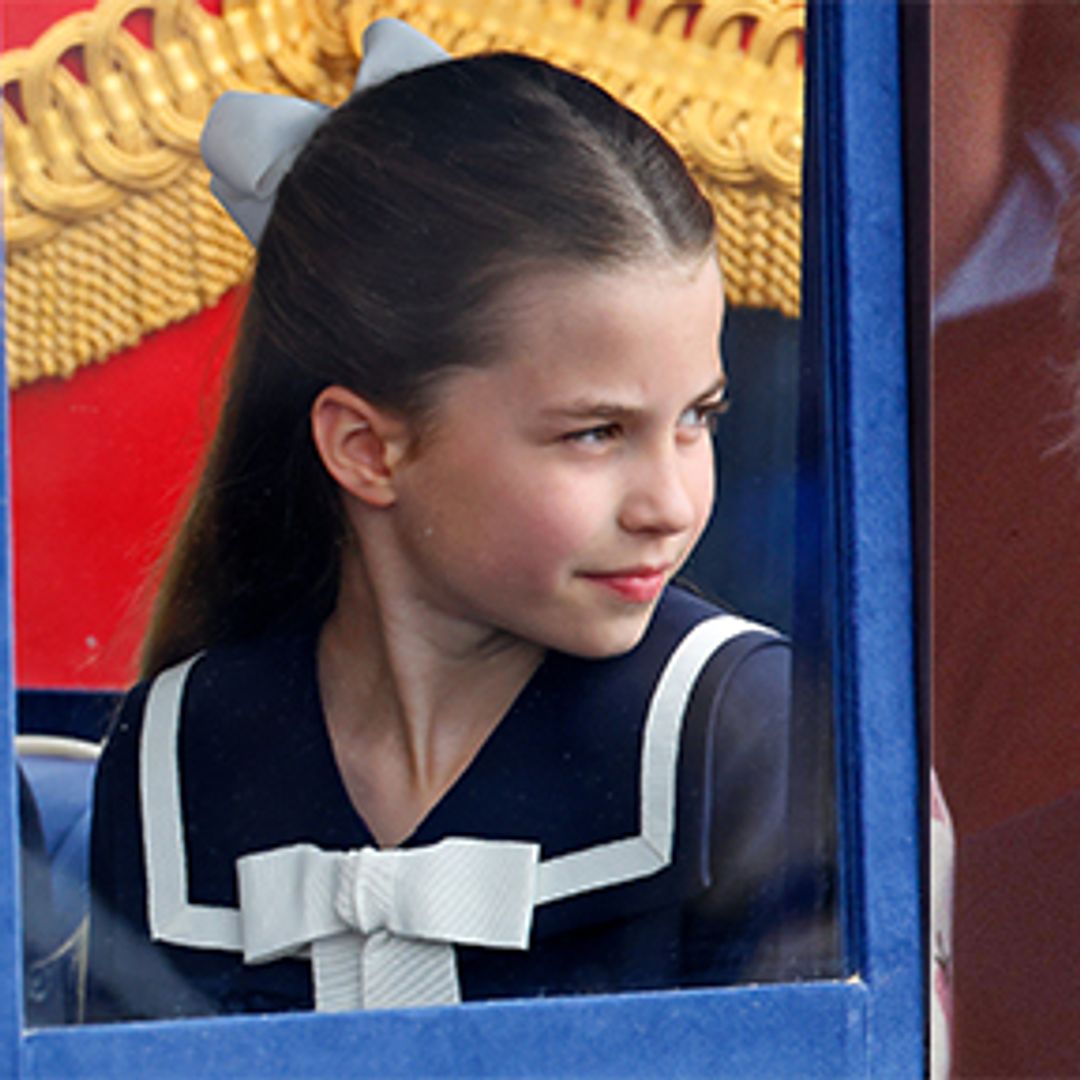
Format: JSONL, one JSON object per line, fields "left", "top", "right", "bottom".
{"left": 107, "top": 623, "right": 320, "bottom": 745}
{"left": 643, "top": 584, "right": 792, "bottom": 776}
{"left": 98, "top": 623, "right": 325, "bottom": 837}
{"left": 526, "top": 584, "right": 792, "bottom": 943}
{"left": 633, "top": 583, "right": 789, "bottom": 694}
{"left": 94, "top": 621, "right": 346, "bottom": 912}
{"left": 662, "top": 580, "right": 788, "bottom": 688}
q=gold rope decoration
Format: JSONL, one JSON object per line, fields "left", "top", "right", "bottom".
{"left": 3, "top": 0, "right": 803, "bottom": 388}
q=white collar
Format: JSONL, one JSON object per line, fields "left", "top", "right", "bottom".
{"left": 138, "top": 614, "right": 773, "bottom": 1010}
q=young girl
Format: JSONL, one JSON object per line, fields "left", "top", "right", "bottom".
{"left": 86, "top": 19, "right": 815, "bottom": 1020}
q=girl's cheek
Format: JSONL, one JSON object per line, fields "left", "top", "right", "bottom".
{"left": 511, "top": 507, "right": 590, "bottom": 561}
{"left": 494, "top": 500, "right": 602, "bottom": 577}
{"left": 528, "top": 477, "right": 611, "bottom": 536}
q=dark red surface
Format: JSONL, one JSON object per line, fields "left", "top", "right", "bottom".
{"left": 953, "top": 790, "right": 1080, "bottom": 1076}
{"left": 934, "top": 288, "right": 1080, "bottom": 1074}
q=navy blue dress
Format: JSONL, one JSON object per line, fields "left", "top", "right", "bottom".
{"left": 86, "top": 586, "right": 815, "bottom": 1021}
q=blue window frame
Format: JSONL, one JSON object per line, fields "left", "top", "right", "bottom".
{"left": 0, "top": 3, "right": 923, "bottom": 1074}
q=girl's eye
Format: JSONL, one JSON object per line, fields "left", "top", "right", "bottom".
{"left": 563, "top": 423, "right": 621, "bottom": 446}
{"left": 679, "top": 397, "right": 728, "bottom": 434}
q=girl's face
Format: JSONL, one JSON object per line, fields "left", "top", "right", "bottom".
{"left": 386, "top": 255, "right": 725, "bottom": 659}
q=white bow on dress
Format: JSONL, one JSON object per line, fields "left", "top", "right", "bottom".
{"left": 236, "top": 837, "right": 540, "bottom": 1010}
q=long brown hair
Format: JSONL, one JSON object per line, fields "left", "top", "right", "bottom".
{"left": 141, "top": 52, "right": 715, "bottom": 678}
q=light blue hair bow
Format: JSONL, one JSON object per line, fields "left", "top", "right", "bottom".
{"left": 201, "top": 19, "right": 449, "bottom": 245}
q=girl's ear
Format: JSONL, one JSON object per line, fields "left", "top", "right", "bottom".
{"left": 310, "top": 385, "right": 413, "bottom": 508}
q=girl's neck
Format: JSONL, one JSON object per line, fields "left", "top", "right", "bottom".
{"left": 316, "top": 541, "right": 543, "bottom": 847}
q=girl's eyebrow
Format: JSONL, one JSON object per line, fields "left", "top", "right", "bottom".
{"left": 541, "top": 374, "right": 729, "bottom": 421}
{"left": 691, "top": 374, "right": 729, "bottom": 404}
{"left": 541, "top": 401, "right": 638, "bottom": 422}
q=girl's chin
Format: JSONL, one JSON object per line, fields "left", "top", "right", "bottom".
{"left": 546, "top": 607, "right": 660, "bottom": 660}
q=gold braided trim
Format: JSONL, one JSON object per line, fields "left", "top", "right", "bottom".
{"left": 3, "top": 0, "right": 803, "bottom": 387}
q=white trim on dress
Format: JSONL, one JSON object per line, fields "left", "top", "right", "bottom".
{"left": 140, "top": 615, "right": 773, "bottom": 953}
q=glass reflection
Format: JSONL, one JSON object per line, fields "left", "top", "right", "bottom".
{"left": 8, "top": 1, "right": 841, "bottom": 1026}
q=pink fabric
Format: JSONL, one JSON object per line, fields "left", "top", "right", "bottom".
{"left": 930, "top": 769, "right": 954, "bottom": 1080}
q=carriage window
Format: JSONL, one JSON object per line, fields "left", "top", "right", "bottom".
{"left": 6, "top": 0, "right": 844, "bottom": 1030}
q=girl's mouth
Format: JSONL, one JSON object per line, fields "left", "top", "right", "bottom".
{"left": 581, "top": 566, "right": 669, "bottom": 603}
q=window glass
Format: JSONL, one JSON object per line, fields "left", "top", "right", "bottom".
{"left": 6, "top": 0, "right": 844, "bottom": 1028}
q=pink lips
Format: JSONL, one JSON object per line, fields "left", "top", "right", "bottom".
{"left": 583, "top": 566, "right": 669, "bottom": 603}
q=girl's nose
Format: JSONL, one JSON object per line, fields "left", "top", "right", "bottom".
{"left": 617, "top": 447, "right": 706, "bottom": 536}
